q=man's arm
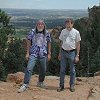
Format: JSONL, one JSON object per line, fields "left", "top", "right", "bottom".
{"left": 59, "top": 40, "right": 63, "bottom": 53}
{"left": 48, "top": 42, "right": 51, "bottom": 55}
{"left": 58, "top": 40, "right": 63, "bottom": 60}
{"left": 76, "top": 41, "right": 80, "bottom": 57}
{"left": 26, "top": 39, "right": 31, "bottom": 60}
{"left": 75, "top": 41, "right": 80, "bottom": 63}
{"left": 47, "top": 42, "right": 51, "bottom": 61}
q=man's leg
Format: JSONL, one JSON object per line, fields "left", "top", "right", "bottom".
{"left": 37, "top": 57, "right": 47, "bottom": 88}
{"left": 69, "top": 51, "right": 76, "bottom": 92}
{"left": 57, "top": 51, "right": 67, "bottom": 92}
{"left": 24, "top": 55, "right": 37, "bottom": 84}
{"left": 18, "top": 55, "right": 37, "bottom": 93}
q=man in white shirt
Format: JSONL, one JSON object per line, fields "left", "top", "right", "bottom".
{"left": 57, "top": 18, "right": 81, "bottom": 92}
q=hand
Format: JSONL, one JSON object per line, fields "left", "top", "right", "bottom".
{"left": 58, "top": 53, "right": 61, "bottom": 60}
{"left": 47, "top": 54, "right": 51, "bottom": 61}
{"left": 25, "top": 53, "right": 29, "bottom": 61}
{"left": 74, "top": 56, "right": 79, "bottom": 63}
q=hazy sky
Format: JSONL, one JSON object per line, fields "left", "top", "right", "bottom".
{"left": 0, "top": 0, "right": 99, "bottom": 9}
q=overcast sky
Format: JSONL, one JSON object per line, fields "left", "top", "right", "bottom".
{"left": 0, "top": 0, "right": 99, "bottom": 9}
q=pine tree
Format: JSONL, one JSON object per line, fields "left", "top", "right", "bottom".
{"left": 4, "top": 39, "right": 26, "bottom": 73}
{"left": 0, "top": 9, "right": 15, "bottom": 80}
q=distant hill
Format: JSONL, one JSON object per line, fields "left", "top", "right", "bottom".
{"left": 1, "top": 8, "right": 88, "bottom": 29}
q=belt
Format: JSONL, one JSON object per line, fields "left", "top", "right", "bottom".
{"left": 62, "top": 48, "right": 76, "bottom": 53}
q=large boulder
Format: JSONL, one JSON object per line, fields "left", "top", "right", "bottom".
{"left": 7, "top": 73, "right": 16, "bottom": 83}
{"left": 15, "top": 72, "right": 25, "bottom": 84}
{"left": 7, "top": 72, "right": 24, "bottom": 84}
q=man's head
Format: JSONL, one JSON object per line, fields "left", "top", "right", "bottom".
{"left": 36, "top": 19, "right": 45, "bottom": 32}
{"left": 65, "top": 18, "right": 74, "bottom": 31}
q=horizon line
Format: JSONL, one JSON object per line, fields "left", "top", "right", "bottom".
{"left": 0, "top": 7, "right": 88, "bottom": 10}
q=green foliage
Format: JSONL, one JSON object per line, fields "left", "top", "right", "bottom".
{"left": 0, "top": 62, "right": 6, "bottom": 81}
{"left": 0, "top": 9, "right": 15, "bottom": 80}
{"left": 90, "top": 46, "right": 100, "bottom": 74}
{"left": 3, "top": 39, "right": 26, "bottom": 73}
{"left": 47, "top": 40, "right": 60, "bottom": 75}
{"left": 0, "top": 10, "right": 10, "bottom": 26}
{"left": 74, "top": 6, "right": 100, "bottom": 76}
{"left": 0, "top": 28, "right": 8, "bottom": 60}
{"left": 0, "top": 9, "right": 15, "bottom": 60}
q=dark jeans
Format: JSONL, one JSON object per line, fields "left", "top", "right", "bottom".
{"left": 59, "top": 49, "right": 76, "bottom": 87}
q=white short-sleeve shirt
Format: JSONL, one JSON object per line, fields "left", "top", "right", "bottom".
{"left": 59, "top": 28, "right": 81, "bottom": 50}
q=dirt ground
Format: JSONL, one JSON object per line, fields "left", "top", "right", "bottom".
{"left": 0, "top": 75, "right": 100, "bottom": 100}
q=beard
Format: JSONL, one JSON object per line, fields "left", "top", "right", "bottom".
{"left": 37, "top": 28, "right": 44, "bottom": 32}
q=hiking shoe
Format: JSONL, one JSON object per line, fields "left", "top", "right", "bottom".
{"left": 18, "top": 84, "right": 28, "bottom": 93}
{"left": 70, "top": 85, "right": 75, "bottom": 92}
{"left": 36, "top": 82, "right": 46, "bottom": 88}
{"left": 57, "top": 86, "right": 64, "bottom": 92}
